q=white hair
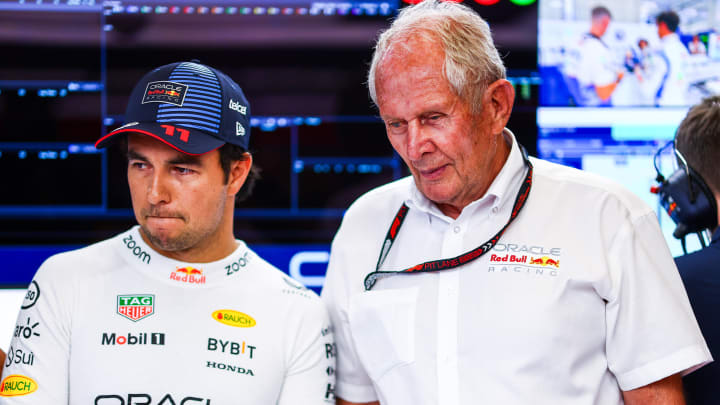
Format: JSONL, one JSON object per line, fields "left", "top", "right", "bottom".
{"left": 367, "top": 0, "right": 506, "bottom": 115}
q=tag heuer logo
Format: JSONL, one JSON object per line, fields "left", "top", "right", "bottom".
{"left": 117, "top": 294, "right": 155, "bottom": 322}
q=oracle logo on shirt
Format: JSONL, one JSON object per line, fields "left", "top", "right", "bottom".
{"left": 95, "top": 393, "right": 210, "bottom": 404}
{"left": 492, "top": 242, "right": 561, "bottom": 256}
{"left": 488, "top": 242, "right": 562, "bottom": 277}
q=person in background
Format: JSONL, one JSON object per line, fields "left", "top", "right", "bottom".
{"left": 565, "top": 5, "right": 624, "bottom": 106}
{"left": 688, "top": 35, "right": 707, "bottom": 55}
{"left": 321, "top": 1, "right": 711, "bottom": 404}
{"left": 673, "top": 96, "right": 720, "bottom": 405}
{"left": 0, "top": 61, "right": 335, "bottom": 404}
{"left": 654, "top": 11, "right": 691, "bottom": 106}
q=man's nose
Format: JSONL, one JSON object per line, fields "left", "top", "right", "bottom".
{"left": 147, "top": 171, "right": 171, "bottom": 205}
{"left": 406, "top": 120, "right": 435, "bottom": 161}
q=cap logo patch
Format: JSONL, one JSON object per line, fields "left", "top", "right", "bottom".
{"left": 229, "top": 99, "right": 247, "bottom": 115}
{"left": 142, "top": 81, "right": 188, "bottom": 106}
{"left": 236, "top": 122, "right": 246, "bottom": 136}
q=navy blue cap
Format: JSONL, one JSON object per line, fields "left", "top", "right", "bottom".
{"left": 96, "top": 61, "right": 251, "bottom": 155}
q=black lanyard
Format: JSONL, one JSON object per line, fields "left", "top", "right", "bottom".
{"left": 364, "top": 148, "right": 533, "bottom": 291}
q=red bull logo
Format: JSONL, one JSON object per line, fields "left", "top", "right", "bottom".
{"left": 170, "top": 267, "right": 206, "bottom": 284}
{"left": 489, "top": 254, "right": 528, "bottom": 263}
{"left": 147, "top": 89, "right": 182, "bottom": 97}
{"left": 528, "top": 256, "right": 560, "bottom": 268}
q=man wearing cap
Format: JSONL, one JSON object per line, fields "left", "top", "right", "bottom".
{"left": 321, "top": 1, "right": 710, "bottom": 404}
{"left": 0, "top": 61, "right": 335, "bottom": 404}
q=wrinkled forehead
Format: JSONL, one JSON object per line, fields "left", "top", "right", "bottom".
{"left": 380, "top": 32, "right": 440, "bottom": 65}
{"left": 376, "top": 35, "right": 445, "bottom": 86}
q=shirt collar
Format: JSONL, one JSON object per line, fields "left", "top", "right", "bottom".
{"left": 406, "top": 128, "right": 526, "bottom": 221}
{"left": 662, "top": 33, "right": 680, "bottom": 43}
{"left": 117, "top": 226, "right": 253, "bottom": 287}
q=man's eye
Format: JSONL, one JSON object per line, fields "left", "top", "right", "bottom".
{"left": 387, "top": 121, "right": 407, "bottom": 131}
{"left": 175, "top": 167, "right": 194, "bottom": 175}
{"left": 130, "top": 162, "right": 146, "bottom": 169}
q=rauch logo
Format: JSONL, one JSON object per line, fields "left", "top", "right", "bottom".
{"left": 0, "top": 375, "right": 38, "bottom": 397}
{"left": 212, "top": 310, "right": 256, "bottom": 328}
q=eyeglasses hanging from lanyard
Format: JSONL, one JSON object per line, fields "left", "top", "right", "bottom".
{"left": 364, "top": 146, "right": 534, "bottom": 291}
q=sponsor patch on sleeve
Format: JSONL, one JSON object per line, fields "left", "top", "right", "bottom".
{"left": 21, "top": 281, "right": 40, "bottom": 310}
{"left": 0, "top": 375, "right": 38, "bottom": 397}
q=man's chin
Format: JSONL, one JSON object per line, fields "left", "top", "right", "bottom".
{"left": 417, "top": 184, "right": 456, "bottom": 205}
{"left": 140, "top": 226, "right": 187, "bottom": 252}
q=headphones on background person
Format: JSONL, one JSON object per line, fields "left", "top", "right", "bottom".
{"left": 652, "top": 141, "right": 718, "bottom": 254}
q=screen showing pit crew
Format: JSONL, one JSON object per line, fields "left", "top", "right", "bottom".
{"left": 539, "top": 0, "right": 720, "bottom": 107}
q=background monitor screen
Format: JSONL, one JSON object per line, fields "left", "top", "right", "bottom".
{"left": 539, "top": 0, "right": 720, "bottom": 107}
{"left": 537, "top": 0, "right": 715, "bottom": 260}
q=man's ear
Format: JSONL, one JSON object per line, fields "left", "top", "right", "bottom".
{"left": 482, "top": 79, "right": 515, "bottom": 134}
{"left": 227, "top": 153, "right": 253, "bottom": 197}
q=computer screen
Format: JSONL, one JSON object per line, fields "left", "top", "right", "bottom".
{"left": 539, "top": 0, "right": 720, "bottom": 107}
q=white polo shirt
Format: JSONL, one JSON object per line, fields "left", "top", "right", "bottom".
{"left": 321, "top": 130, "right": 711, "bottom": 405}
